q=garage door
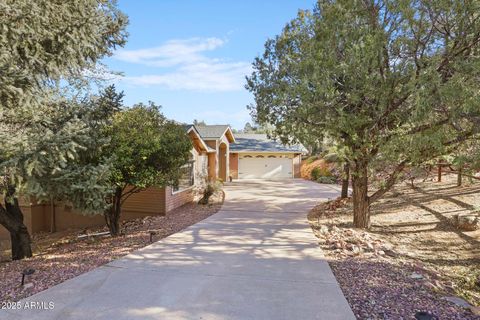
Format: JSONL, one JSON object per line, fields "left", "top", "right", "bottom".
{"left": 238, "top": 157, "right": 292, "bottom": 179}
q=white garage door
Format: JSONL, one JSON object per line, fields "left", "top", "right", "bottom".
{"left": 238, "top": 157, "right": 293, "bottom": 179}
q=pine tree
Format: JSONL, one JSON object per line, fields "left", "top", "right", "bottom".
{"left": 247, "top": 0, "right": 480, "bottom": 228}
{"left": 0, "top": 0, "right": 127, "bottom": 260}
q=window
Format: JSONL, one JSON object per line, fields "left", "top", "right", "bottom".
{"left": 173, "top": 160, "right": 195, "bottom": 192}
{"left": 256, "top": 155, "right": 264, "bottom": 158}
{"left": 268, "top": 155, "right": 276, "bottom": 158}
{"left": 243, "top": 155, "right": 252, "bottom": 158}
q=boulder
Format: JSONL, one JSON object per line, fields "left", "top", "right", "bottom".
{"left": 455, "top": 214, "right": 479, "bottom": 231}
{"left": 410, "top": 272, "right": 424, "bottom": 280}
{"left": 318, "top": 225, "right": 330, "bottom": 235}
{"left": 442, "top": 296, "right": 471, "bottom": 308}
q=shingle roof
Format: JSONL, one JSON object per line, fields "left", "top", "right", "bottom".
{"left": 230, "top": 134, "right": 306, "bottom": 153}
{"left": 182, "top": 124, "right": 194, "bottom": 132}
{"left": 183, "top": 124, "right": 216, "bottom": 152}
{"left": 194, "top": 125, "right": 230, "bottom": 139}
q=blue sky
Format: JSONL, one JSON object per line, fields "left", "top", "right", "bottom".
{"left": 105, "top": 0, "right": 316, "bottom": 129}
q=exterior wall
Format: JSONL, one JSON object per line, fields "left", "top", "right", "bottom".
{"left": 165, "top": 187, "right": 194, "bottom": 213}
{"left": 293, "top": 154, "right": 302, "bottom": 178}
{"left": 48, "top": 204, "right": 105, "bottom": 231}
{"left": 0, "top": 186, "right": 167, "bottom": 243}
{"left": 0, "top": 226, "right": 9, "bottom": 240}
{"left": 205, "top": 140, "right": 217, "bottom": 180}
{"left": 196, "top": 153, "right": 208, "bottom": 185}
{"left": 218, "top": 135, "right": 230, "bottom": 179}
{"left": 0, "top": 196, "right": 43, "bottom": 241}
{"left": 207, "top": 153, "right": 216, "bottom": 181}
{"left": 205, "top": 140, "right": 218, "bottom": 179}
{"left": 205, "top": 140, "right": 217, "bottom": 150}
{"left": 229, "top": 153, "right": 239, "bottom": 179}
{"left": 218, "top": 143, "right": 227, "bottom": 181}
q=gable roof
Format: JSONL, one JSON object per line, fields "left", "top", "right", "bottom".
{"left": 230, "top": 134, "right": 306, "bottom": 153}
{"left": 184, "top": 125, "right": 215, "bottom": 152}
{"left": 194, "top": 125, "right": 235, "bottom": 143}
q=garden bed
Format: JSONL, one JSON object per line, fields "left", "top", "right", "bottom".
{"left": 308, "top": 174, "right": 479, "bottom": 319}
{"left": 0, "top": 190, "right": 224, "bottom": 303}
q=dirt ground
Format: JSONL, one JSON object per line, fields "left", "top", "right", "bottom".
{"left": 0, "top": 190, "right": 224, "bottom": 302}
{"left": 308, "top": 173, "right": 480, "bottom": 319}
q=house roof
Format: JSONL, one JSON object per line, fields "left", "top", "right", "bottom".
{"left": 230, "top": 134, "right": 306, "bottom": 153}
{"left": 184, "top": 125, "right": 215, "bottom": 152}
{"left": 194, "top": 125, "right": 235, "bottom": 143}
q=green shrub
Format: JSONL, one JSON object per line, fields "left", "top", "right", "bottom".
{"left": 316, "top": 176, "right": 337, "bottom": 184}
{"left": 323, "top": 153, "right": 339, "bottom": 163}
{"left": 311, "top": 166, "right": 332, "bottom": 180}
{"left": 311, "top": 167, "right": 321, "bottom": 180}
{"left": 305, "top": 156, "right": 318, "bottom": 164}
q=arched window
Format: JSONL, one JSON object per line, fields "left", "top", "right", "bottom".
{"left": 243, "top": 155, "right": 252, "bottom": 158}
{"left": 268, "top": 155, "right": 276, "bottom": 158}
{"left": 256, "top": 155, "right": 264, "bottom": 158}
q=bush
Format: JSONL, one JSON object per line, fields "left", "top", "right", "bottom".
{"left": 323, "top": 153, "right": 339, "bottom": 163}
{"left": 198, "top": 180, "right": 223, "bottom": 205}
{"left": 311, "top": 167, "right": 321, "bottom": 180}
{"left": 311, "top": 166, "right": 332, "bottom": 180}
{"left": 305, "top": 156, "right": 319, "bottom": 164}
{"left": 316, "top": 176, "right": 337, "bottom": 184}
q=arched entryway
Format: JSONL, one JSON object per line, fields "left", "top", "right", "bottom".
{"left": 218, "top": 143, "right": 227, "bottom": 181}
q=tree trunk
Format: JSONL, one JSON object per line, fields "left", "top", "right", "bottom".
{"left": 341, "top": 162, "right": 350, "bottom": 199}
{"left": 50, "top": 198, "right": 56, "bottom": 233}
{"left": 10, "top": 227, "right": 32, "bottom": 260}
{"left": 0, "top": 187, "right": 33, "bottom": 260}
{"left": 104, "top": 187, "right": 123, "bottom": 236}
{"left": 352, "top": 160, "right": 371, "bottom": 229}
{"left": 457, "top": 167, "right": 463, "bottom": 186}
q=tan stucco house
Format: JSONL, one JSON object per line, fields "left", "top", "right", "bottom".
{"left": 0, "top": 125, "right": 305, "bottom": 243}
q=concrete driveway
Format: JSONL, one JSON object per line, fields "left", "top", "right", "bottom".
{"left": 2, "top": 179, "right": 355, "bottom": 320}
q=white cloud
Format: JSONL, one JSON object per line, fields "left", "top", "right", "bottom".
{"left": 114, "top": 37, "right": 251, "bottom": 92}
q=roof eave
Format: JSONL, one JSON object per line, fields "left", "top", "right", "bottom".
{"left": 187, "top": 126, "right": 210, "bottom": 152}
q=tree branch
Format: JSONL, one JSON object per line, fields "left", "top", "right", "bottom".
{"left": 120, "top": 186, "right": 144, "bottom": 205}
{"left": 369, "top": 160, "right": 408, "bottom": 204}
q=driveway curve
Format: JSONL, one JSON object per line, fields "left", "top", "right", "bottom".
{"left": 2, "top": 179, "right": 355, "bottom": 320}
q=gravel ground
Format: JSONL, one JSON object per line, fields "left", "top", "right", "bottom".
{"left": 308, "top": 177, "right": 479, "bottom": 319}
{"left": 0, "top": 191, "right": 224, "bottom": 303}
{"left": 330, "top": 258, "right": 475, "bottom": 319}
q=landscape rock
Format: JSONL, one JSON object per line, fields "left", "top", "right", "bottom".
{"left": 470, "top": 306, "right": 480, "bottom": 316}
{"left": 314, "top": 222, "right": 398, "bottom": 259}
{"left": 410, "top": 272, "right": 424, "bottom": 280}
{"left": 22, "top": 283, "right": 33, "bottom": 290}
{"left": 318, "top": 225, "right": 329, "bottom": 234}
{"left": 442, "top": 296, "right": 471, "bottom": 308}
{"left": 384, "top": 249, "right": 397, "bottom": 257}
{"left": 453, "top": 214, "right": 479, "bottom": 231}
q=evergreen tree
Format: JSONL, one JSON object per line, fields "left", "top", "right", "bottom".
{"left": 0, "top": 0, "right": 127, "bottom": 260}
{"left": 247, "top": 0, "right": 480, "bottom": 228}
{"left": 103, "top": 103, "right": 192, "bottom": 236}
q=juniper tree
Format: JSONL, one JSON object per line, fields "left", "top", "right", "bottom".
{"left": 0, "top": 0, "right": 127, "bottom": 260}
{"left": 103, "top": 103, "right": 192, "bottom": 236}
{"left": 246, "top": 0, "right": 480, "bottom": 228}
